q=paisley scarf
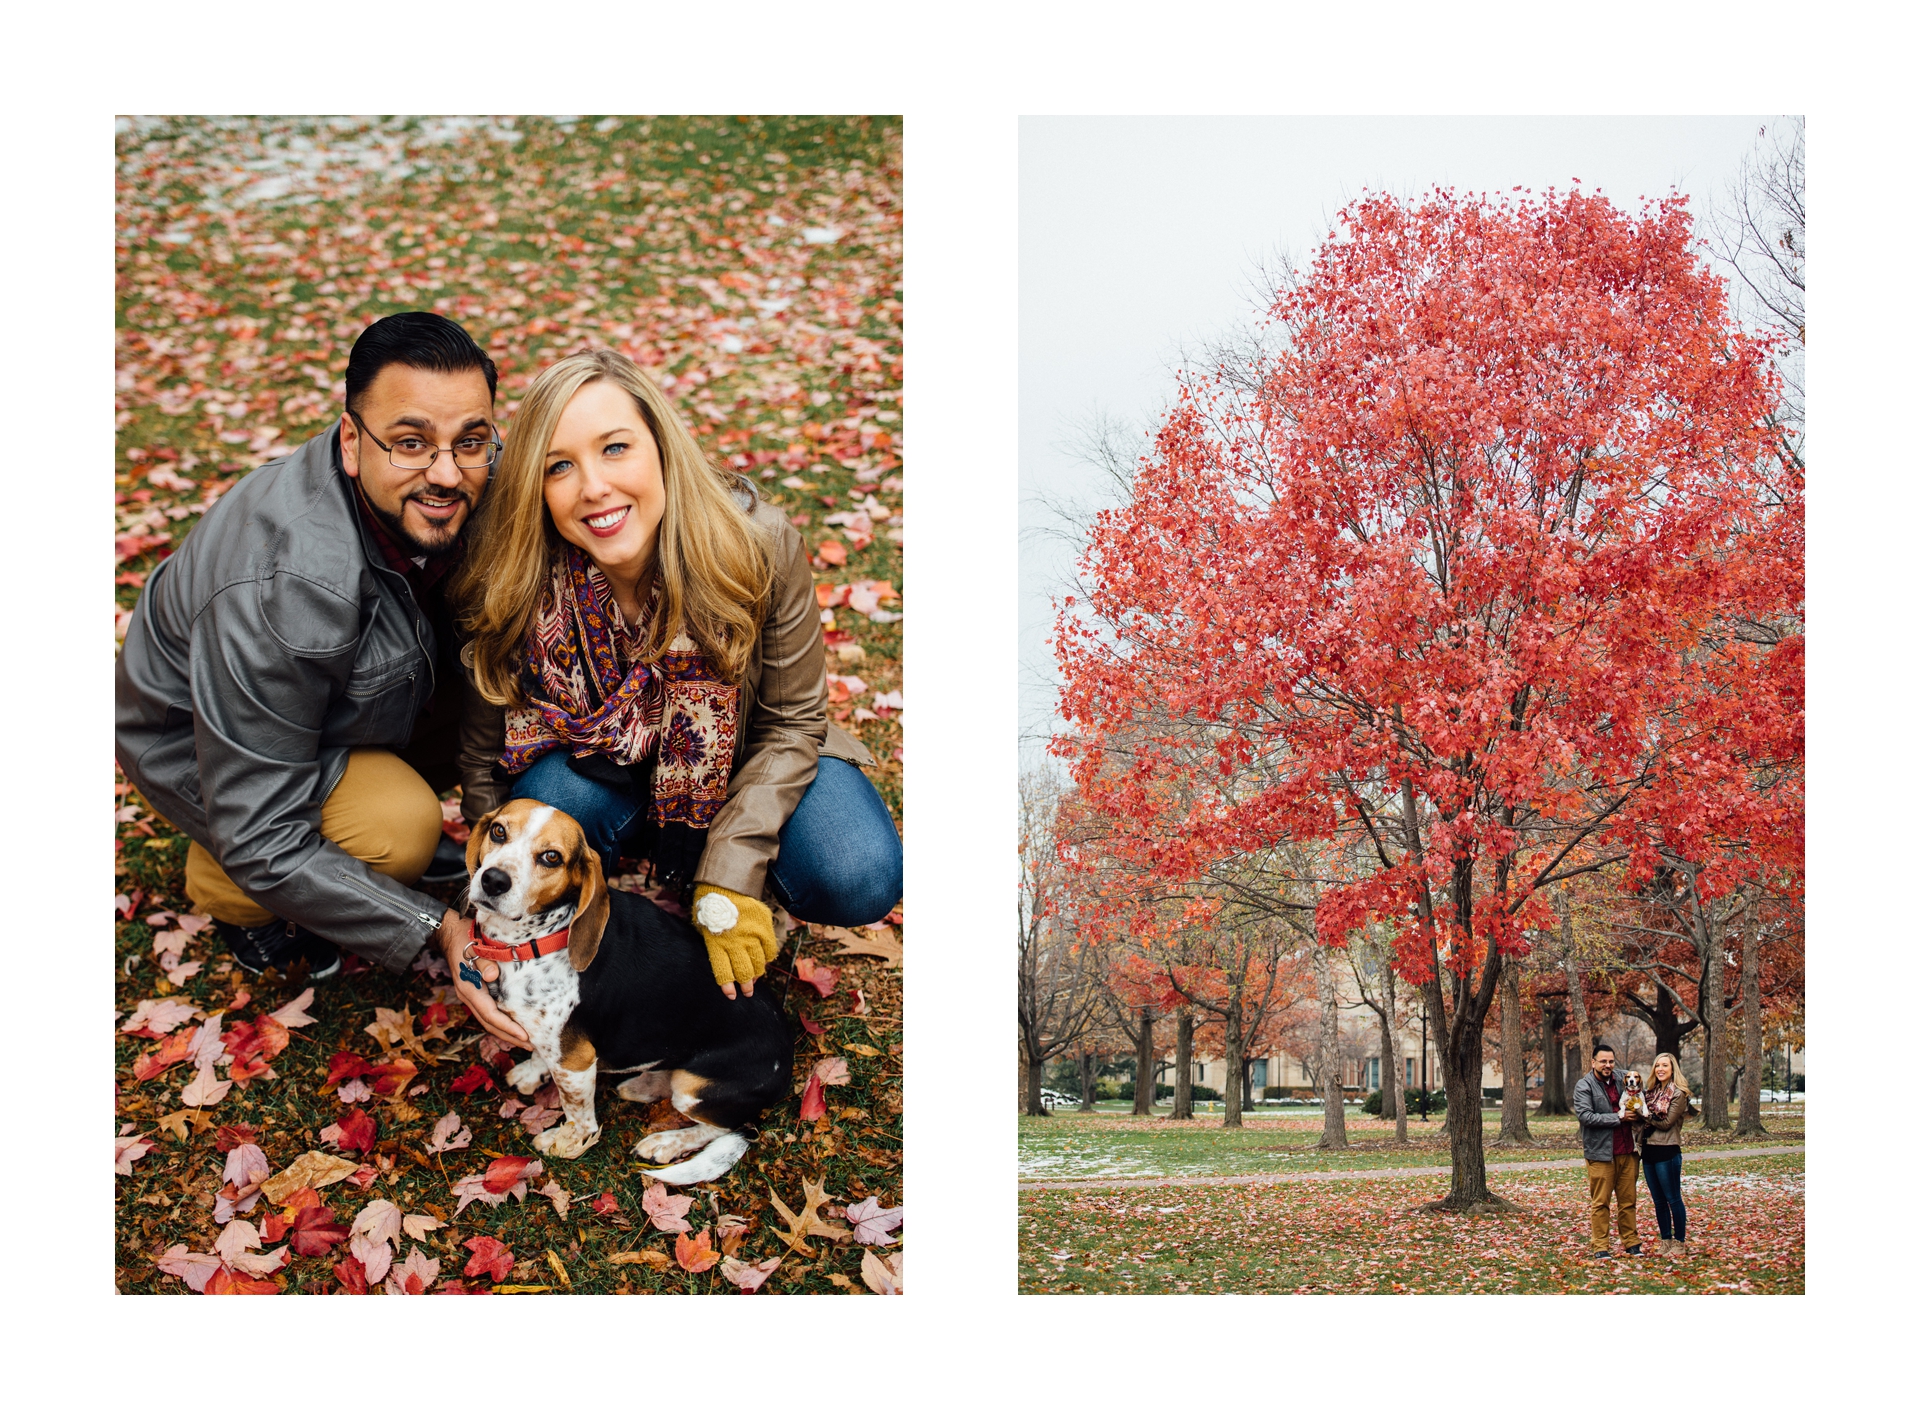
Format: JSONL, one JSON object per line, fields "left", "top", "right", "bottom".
{"left": 1645, "top": 1081, "right": 1679, "bottom": 1120}
{"left": 501, "top": 544, "right": 739, "bottom": 880}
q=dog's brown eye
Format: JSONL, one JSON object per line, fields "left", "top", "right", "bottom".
{"left": 489, "top": 822, "right": 507, "bottom": 843}
{"left": 537, "top": 850, "right": 562, "bottom": 867}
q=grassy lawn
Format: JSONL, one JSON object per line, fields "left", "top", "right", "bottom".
{"left": 1020, "top": 1109, "right": 1805, "bottom": 1182}
{"left": 114, "top": 115, "right": 903, "bottom": 1295}
{"left": 1019, "top": 1151, "right": 1805, "bottom": 1294}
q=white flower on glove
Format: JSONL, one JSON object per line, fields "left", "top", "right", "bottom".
{"left": 695, "top": 891, "right": 740, "bottom": 935}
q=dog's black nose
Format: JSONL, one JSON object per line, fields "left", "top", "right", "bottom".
{"left": 480, "top": 867, "right": 511, "bottom": 897}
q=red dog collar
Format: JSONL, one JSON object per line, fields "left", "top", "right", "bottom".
{"left": 468, "top": 918, "right": 571, "bottom": 964}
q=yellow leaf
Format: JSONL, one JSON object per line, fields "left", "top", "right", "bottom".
{"left": 260, "top": 1150, "right": 361, "bottom": 1204}
{"left": 844, "top": 1043, "right": 881, "bottom": 1058}
{"left": 545, "top": 1249, "right": 572, "bottom": 1290}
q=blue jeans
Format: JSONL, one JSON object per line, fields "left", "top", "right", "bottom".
{"left": 509, "top": 752, "right": 902, "bottom": 926}
{"left": 1643, "top": 1152, "right": 1686, "bottom": 1240}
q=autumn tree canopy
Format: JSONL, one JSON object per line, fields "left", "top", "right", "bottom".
{"left": 1054, "top": 186, "right": 1802, "bottom": 1205}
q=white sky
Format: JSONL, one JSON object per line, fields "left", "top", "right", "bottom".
{"left": 1019, "top": 115, "right": 1776, "bottom": 762}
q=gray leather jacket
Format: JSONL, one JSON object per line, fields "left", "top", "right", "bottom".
{"left": 115, "top": 428, "right": 448, "bottom": 970}
{"left": 1572, "top": 1070, "right": 1631, "bottom": 1162}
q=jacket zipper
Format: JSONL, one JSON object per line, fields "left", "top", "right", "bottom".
{"left": 340, "top": 868, "right": 439, "bottom": 929}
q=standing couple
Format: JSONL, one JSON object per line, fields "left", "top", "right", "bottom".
{"left": 115, "top": 312, "right": 902, "bottom": 1046}
{"left": 1574, "top": 1042, "right": 1692, "bottom": 1258}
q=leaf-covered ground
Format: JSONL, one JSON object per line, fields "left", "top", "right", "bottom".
{"left": 1019, "top": 1110, "right": 1806, "bottom": 1181}
{"left": 1019, "top": 1151, "right": 1805, "bottom": 1294}
{"left": 114, "top": 115, "right": 904, "bottom": 1295}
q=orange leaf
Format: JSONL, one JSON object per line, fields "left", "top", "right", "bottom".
{"left": 674, "top": 1228, "right": 720, "bottom": 1273}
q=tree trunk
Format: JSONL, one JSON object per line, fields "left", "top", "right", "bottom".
{"left": 1565, "top": 942, "right": 1593, "bottom": 1068}
{"left": 1735, "top": 909, "right": 1768, "bottom": 1136}
{"left": 1497, "top": 957, "right": 1533, "bottom": 1143}
{"left": 1387, "top": 967, "right": 1408, "bottom": 1141}
{"left": 1131, "top": 1008, "right": 1156, "bottom": 1115}
{"left": 1077, "top": 1048, "right": 1096, "bottom": 1113}
{"left": 1538, "top": 1000, "right": 1570, "bottom": 1115}
{"left": 1222, "top": 1006, "right": 1245, "bottom": 1129}
{"left": 1171, "top": 1012, "right": 1194, "bottom": 1120}
{"left": 1634, "top": 983, "right": 1696, "bottom": 1059}
{"left": 1023, "top": 1047, "right": 1047, "bottom": 1117}
{"left": 1692, "top": 890, "right": 1729, "bottom": 1130}
{"left": 1313, "top": 943, "right": 1348, "bottom": 1149}
{"left": 1424, "top": 966, "right": 1504, "bottom": 1209}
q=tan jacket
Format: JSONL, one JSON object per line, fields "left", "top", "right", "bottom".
{"left": 1639, "top": 1085, "right": 1690, "bottom": 1150}
{"left": 456, "top": 496, "right": 873, "bottom": 898}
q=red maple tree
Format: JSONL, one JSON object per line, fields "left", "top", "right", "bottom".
{"left": 1055, "top": 187, "right": 1802, "bottom": 1206}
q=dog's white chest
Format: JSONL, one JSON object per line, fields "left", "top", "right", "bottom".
{"left": 498, "top": 952, "right": 581, "bottom": 1039}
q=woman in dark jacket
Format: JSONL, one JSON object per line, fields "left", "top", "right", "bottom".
{"left": 1639, "top": 1051, "right": 1691, "bottom": 1253}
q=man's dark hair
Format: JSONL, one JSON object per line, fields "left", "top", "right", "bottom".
{"left": 345, "top": 311, "right": 497, "bottom": 413}
{"left": 1594, "top": 1042, "right": 1615, "bottom": 1057}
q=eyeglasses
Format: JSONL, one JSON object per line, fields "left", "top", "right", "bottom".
{"left": 349, "top": 411, "right": 500, "bottom": 472}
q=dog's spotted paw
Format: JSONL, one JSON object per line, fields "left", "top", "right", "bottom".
{"left": 507, "top": 1058, "right": 548, "bottom": 1095}
{"left": 534, "top": 1120, "right": 600, "bottom": 1159}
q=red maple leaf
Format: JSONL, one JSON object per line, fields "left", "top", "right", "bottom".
{"left": 332, "top": 1254, "right": 368, "bottom": 1294}
{"left": 462, "top": 1235, "right": 515, "bottom": 1283}
{"left": 367, "top": 1057, "right": 419, "bottom": 1097}
{"left": 675, "top": 1229, "right": 720, "bottom": 1273}
{"left": 451, "top": 1063, "right": 496, "bottom": 1095}
{"left": 212, "top": 1123, "right": 260, "bottom": 1153}
{"left": 132, "top": 1028, "right": 196, "bottom": 1082}
{"left": 325, "top": 1052, "right": 372, "bottom": 1089}
{"left": 590, "top": 1191, "right": 620, "bottom": 1216}
{"left": 481, "top": 1156, "right": 532, "bottom": 1193}
{"left": 289, "top": 1202, "right": 350, "bottom": 1257}
{"left": 322, "top": 1107, "right": 377, "bottom": 1155}
{"left": 204, "top": 1268, "right": 279, "bottom": 1295}
{"left": 798, "top": 1073, "right": 827, "bottom": 1123}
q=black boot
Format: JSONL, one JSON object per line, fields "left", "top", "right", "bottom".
{"left": 216, "top": 918, "right": 341, "bottom": 982}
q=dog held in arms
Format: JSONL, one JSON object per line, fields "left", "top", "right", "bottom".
{"left": 463, "top": 798, "right": 792, "bottom": 1184}
{"left": 1618, "top": 1069, "right": 1649, "bottom": 1121}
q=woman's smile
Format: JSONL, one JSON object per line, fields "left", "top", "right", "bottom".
{"left": 583, "top": 505, "right": 631, "bottom": 536}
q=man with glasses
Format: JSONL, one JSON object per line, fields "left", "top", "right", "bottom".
{"left": 1573, "top": 1041, "right": 1647, "bottom": 1258}
{"left": 117, "top": 312, "right": 502, "bottom": 981}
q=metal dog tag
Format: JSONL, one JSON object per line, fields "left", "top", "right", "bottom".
{"left": 459, "top": 959, "right": 487, "bottom": 989}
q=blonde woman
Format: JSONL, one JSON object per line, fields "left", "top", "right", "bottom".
{"left": 1639, "top": 1051, "right": 1691, "bottom": 1251}
{"left": 447, "top": 349, "right": 899, "bottom": 1038}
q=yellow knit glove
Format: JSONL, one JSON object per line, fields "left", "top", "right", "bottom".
{"left": 692, "top": 884, "right": 779, "bottom": 989}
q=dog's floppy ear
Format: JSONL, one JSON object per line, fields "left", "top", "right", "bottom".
{"left": 568, "top": 847, "right": 609, "bottom": 971}
{"left": 464, "top": 806, "right": 501, "bottom": 880}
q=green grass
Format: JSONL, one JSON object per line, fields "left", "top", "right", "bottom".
{"left": 1019, "top": 1152, "right": 1805, "bottom": 1294}
{"left": 1019, "top": 1110, "right": 1804, "bottom": 1181}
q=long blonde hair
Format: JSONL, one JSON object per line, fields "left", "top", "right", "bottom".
{"left": 455, "top": 349, "right": 773, "bottom": 703}
{"left": 1649, "top": 1052, "right": 1691, "bottom": 1097}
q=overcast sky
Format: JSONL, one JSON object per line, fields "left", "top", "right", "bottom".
{"left": 1018, "top": 115, "right": 1775, "bottom": 766}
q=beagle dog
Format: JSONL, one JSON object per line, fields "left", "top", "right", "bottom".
{"left": 462, "top": 797, "right": 792, "bottom": 1184}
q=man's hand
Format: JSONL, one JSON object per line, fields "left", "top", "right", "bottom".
{"left": 437, "top": 910, "right": 528, "bottom": 1047}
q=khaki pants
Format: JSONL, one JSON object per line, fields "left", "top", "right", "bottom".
{"left": 1587, "top": 1153, "right": 1641, "bottom": 1251}
{"left": 185, "top": 749, "right": 443, "bottom": 927}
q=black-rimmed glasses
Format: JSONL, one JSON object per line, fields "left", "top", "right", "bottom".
{"left": 349, "top": 410, "right": 500, "bottom": 472}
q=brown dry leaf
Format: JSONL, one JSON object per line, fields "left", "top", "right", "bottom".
{"left": 401, "top": 1212, "right": 443, "bottom": 1241}
{"left": 860, "top": 1248, "right": 903, "bottom": 1295}
{"left": 260, "top": 1150, "right": 361, "bottom": 1204}
{"left": 608, "top": 1249, "right": 674, "bottom": 1270}
{"left": 154, "top": 1109, "right": 206, "bottom": 1142}
{"left": 766, "top": 1176, "right": 853, "bottom": 1254}
{"left": 365, "top": 1006, "right": 430, "bottom": 1060}
{"left": 641, "top": 1099, "right": 695, "bottom": 1134}
{"left": 824, "top": 924, "right": 902, "bottom": 967}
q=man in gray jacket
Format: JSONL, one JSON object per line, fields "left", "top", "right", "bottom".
{"left": 117, "top": 312, "right": 524, "bottom": 1043}
{"left": 1572, "top": 1042, "right": 1645, "bottom": 1257}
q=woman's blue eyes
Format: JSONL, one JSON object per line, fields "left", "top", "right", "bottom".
{"left": 546, "top": 444, "right": 627, "bottom": 475}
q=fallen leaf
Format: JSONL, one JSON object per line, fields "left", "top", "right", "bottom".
{"left": 538, "top": 1181, "right": 571, "bottom": 1219}
{"left": 426, "top": 1112, "right": 472, "bottom": 1153}
{"left": 214, "top": 1220, "right": 292, "bottom": 1276}
{"left": 266, "top": 987, "right": 317, "bottom": 1028}
{"left": 482, "top": 1156, "right": 533, "bottom": 1193}
{"left": 463, "top": 1235, "right": 515, "bottom": 1283}
{"left": 260, "top": 1151, "right": 360, "bottom": 1203}
{"left": 385, "top": 1245, "right": 441, "bottom": 1295}
{"left": 799, "top": 1073, "right": 827, "bottom": 1123}
{"left": 120, "top": 997, "right": 202, "bottom": 1035}
{"left": 794, "top": 955, "right": 838, "bottom": 997}
{"left": 718, "top": 1255, "right": 781, "bottom": 1292}
{"left": 349, "top": 1199, "right": 403, "bottom": 1285}
{"left": 204, "top": 1268, "right": 281, "bottom": 1295}
{"left": 212, "top": 1123, "right": 261, "bottom": 1152}
{"left": 591, "top": 1192, "right": 620, "bottom": 1216}
{"left": 675, "top": 1228, "right": 720, "bottom": 1273}
{"left": 319, "top": 1107, "right": 377, "bottom": 1155}
{"left": 608, "top": 1249, "right": 674, "bottom": 1270}
{"left": 811, "top": 1057, "right": 852, "bottom": 1086}
{"left": 114, "top": 1135, "right": 154, "bottom": 1175}
{"left": 333, "top": 1253, "right": 368, "bottom": 1294}
{"left": 156, "top": 1244, "right": 222, "bottom": 1292}
{"left": 336, "top": 1077, "right": 372, "bottom": 1103}
{"left": 402, "top": 1212, "right": 444, "bottom": 1241}
{"left": 451, "top": 1063, "right": 496, "bottom": 1095}
{"left": 288, "top": 1201, "right": 350, "bottom": 1257}
{"left": 846, "top": 1196, "right": 904, "bottom": 1246}
{"left": 180, "top": 1065, "right": 232, "bottom": 1108}
{"left": 545, "top": 1248, "right": 573, "bottom": 1290}
{"left": 133, "top": 1029, "right": 197, "bottom": 1083}
{"left": 642, "top": 1181, "right": 694, "bottom": 1234}
{"left": 825, "top": 924, "right": 903, "bottom": 967}
{"left": 717, "top": 1213, "right": 752, "bottom": 1257}
{"left": 860, "top": 1247, "right": 903, "bottom": 1295}
{"left": 767, "top": 1176, "right": 852, "bottom": 1254}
